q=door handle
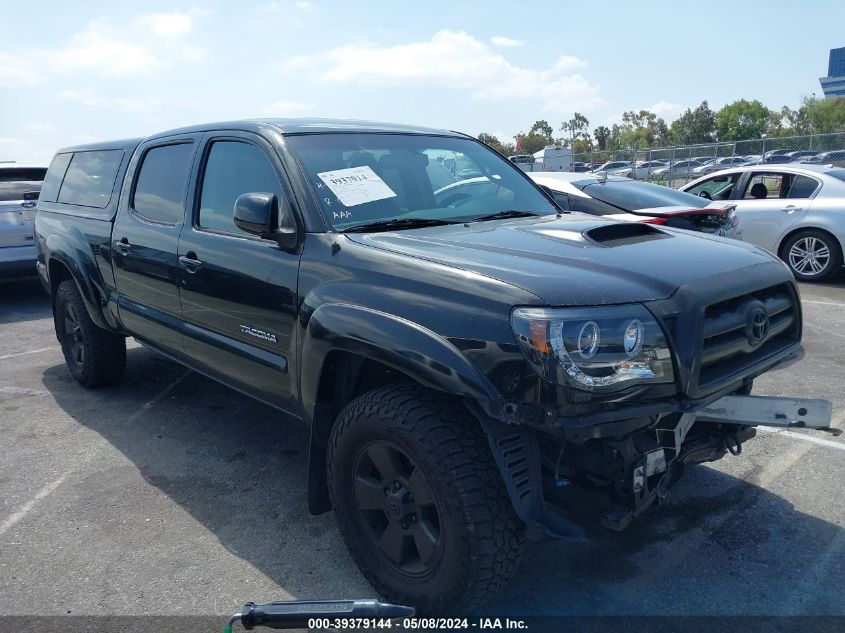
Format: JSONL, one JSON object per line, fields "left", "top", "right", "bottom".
{"left": 21, "top": 201, "right": 36, "bottom": 209}
{"left": 114, "top": 237, "right": 131, "bottom": 255}
{"left": 781, "top": 205, "right": 802, "bottom": 214}
{"left": 179, "top": 252, "right": 203, "bottom": 273}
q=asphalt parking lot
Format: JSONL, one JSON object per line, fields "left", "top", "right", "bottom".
{"left": 1, "top": 275, "right": 844, "bottom": 623}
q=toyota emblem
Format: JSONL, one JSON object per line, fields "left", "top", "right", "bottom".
{"left": 746, "top": 306, "right": 769, "bottom": 346}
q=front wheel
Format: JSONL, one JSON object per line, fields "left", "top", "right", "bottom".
{"left": 55, "top": 280, "right": 126, "bottom": 387}
{"left": 327, "top": 384, "right": 523, "bottom": 614}
{"left": 781, "top": 230, "right": 842, "bottom": 282}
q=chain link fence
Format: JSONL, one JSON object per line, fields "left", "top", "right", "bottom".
{"left": 570, "top": 132, "right": 845, "bottom": 187}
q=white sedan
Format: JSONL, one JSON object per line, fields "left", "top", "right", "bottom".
{"left": 682, "top": 164, "right": 845, "bottom": 281}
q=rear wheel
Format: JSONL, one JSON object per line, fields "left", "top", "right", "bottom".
{"left": 55, "top": 280, "right": 126, "bottom": 387}
{"left": 781, "top": 230, "right": 842, "bottom": 282}
{"left": 327, "top": 384, "right": 523, "bottom": 614}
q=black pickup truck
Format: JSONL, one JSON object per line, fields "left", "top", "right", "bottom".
{"left": 34, "top": 119, "right": 832, "bottom": 613}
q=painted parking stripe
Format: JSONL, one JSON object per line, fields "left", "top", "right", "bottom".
{"left": 802, "top": 299, "right": 845, "bottom": 308}
{"left": 0, "top": 474, "right": 68, "bottom": 537}
{"left": 0, "top": 346, "right": 59, "bottom": 361}
{"left": 756, "top": 426, "right": 845, "bottom": 452}
{"left": 0, "top": 370, "right": 191, "bottom": 536}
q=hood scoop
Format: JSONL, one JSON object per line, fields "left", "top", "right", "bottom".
{"left": 585, "top": 222, "right": 670, "bottom": 247}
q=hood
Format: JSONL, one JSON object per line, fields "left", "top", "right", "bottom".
{"left": 345, "top": 214, "right": 780, "bottom": 306}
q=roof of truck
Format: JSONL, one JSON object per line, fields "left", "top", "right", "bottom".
{"left": 51, "top": 120, "right": 468, "bottom": 158}
{"left": 147, "top": 118, "right": 467, "bottom": 139}
{"left": 56, "top": 137, "right": 145, "bottom": 154}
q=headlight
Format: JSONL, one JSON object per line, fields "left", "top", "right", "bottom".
{"left": 511, "top": 305, "right": 674, "bottom": 392}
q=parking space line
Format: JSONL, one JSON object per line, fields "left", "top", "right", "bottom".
{"left": 802, "top": 299, "right": 845, "bottom": 308}
{"left": 0, "top": 369, "right": 191, "bottom": 537}
{"left": 804, "top": 321, "right": 845, "bottom": 340}
{"left": 0, "top": 474, "right": 68, "bottom": 537}
{"left": 756, "top": 427, "right": 845, "bottom": 452}
{"left": 0, "top": 346, "right": 60, "bottom": 361}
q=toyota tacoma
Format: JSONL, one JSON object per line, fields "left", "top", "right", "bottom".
{"left": 34, "top": 119, "right": 834, "bottom": 613}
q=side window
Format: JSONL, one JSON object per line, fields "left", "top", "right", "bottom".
{"left": 198, "top": 141, "right": 284, "bottom": 234}
{"left": 686, "top": 173, "right": 740, "bottom": 200}
{"left": 58, "top": 150, "right": 124, "bottom": 209}
{"left": 39, "top": 153, "right": 72, "bottom": 202}
{"left": 786, "top": 175, "right": 819, "bottom": 199}
{"left": 743, "top": 173, "right": 784, "bottom": 199}
{"left": 132, "top": 143, "right": 194, "bottom": 224}
{"left": 567, "top": 194, "right": 622, "bottom": 216}
{"left": 552, "top": 192, "right": 570, "bottom": 210}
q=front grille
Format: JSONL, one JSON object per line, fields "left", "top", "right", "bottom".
{"left": 697, "top": 283, "right": 799, "bottom": 392}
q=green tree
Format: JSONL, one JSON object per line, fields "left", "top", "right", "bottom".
{"left": 515, "top": 132, "right": 548, "bottom": 154}
{"left": 559, "top": 113, "right": 591, "bottom": 147}
{"left": 593, "top": 125, "right": 611, "bottom": 150}
{"left": 669, "top": 101, "right": 716, "bottom": 144}
{"left": 608, "top": 110, "right": 669, "bottom": 149}
{"left": 528, "top": 120, "right": 554, "bottom": 142}
{"left": 802, "top": 96, "right": 845, "bottom": 133}
{"left": 478, "top": 133, "right": 515, "bottom": 156}
{"left": 715, "top": 99, "right": 771, "bottom": 141}
{"left": 478, "top": 132, "right": 505, "bottom": 154}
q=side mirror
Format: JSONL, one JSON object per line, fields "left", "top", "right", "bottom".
{"left": 234, "top": 192, "right": 297, "bottom": 249}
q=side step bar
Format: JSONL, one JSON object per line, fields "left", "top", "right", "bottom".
{"left": 696, "top": 395, "right": 840, "bottom": 435}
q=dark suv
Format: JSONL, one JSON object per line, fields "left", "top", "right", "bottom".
{"left": 33, "top": 119, "right": 828, "bottom": 613}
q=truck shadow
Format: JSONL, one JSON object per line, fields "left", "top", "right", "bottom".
{"left": 41, "top": 348, "right": 844, "bottom": 616}
{"left": 0, "top": 279, "right": 51, "bottom": 324}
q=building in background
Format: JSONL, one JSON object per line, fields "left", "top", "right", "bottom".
{"left": 820, "top": 47, "right": 845, "bottom": 98}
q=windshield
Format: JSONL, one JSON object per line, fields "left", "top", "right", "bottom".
{"left": 575, "top": 179, "right": 710, "bottom": 211}
{"left": 286, "top": 133, "right": 557, "bottom": 231}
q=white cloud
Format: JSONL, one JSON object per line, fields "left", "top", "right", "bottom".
{"left": 646, "top": 100, "right": 685, "bottom": 119}
{"left": 262, "top": 0, "right": 314, "bottom": 11}
{"left": 0, "top": 53, "right": 42, "bottom": 86}
{"left": 53, "top": 24, "right": 160, "bottom": 77}
{"left": 59, "top": 88, "right": 162, "bottom": 113}
{"left": 140, "top": 11, "right": 194, "bottom": 37}
{"left": 303, "top": 30, "right": 601, "bottom": 114}
{"left": 47, "top": 14, "right": 204, "bottom": 79}
{"left": 259, "top": 99, "right": 316, "bottom": 116}
{"left": 490, "top": 35, "right": 524, "bottom": 48}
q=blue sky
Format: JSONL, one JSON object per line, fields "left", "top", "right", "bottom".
{"left": 2, "top": 0, "right": 843, "bottom": 163}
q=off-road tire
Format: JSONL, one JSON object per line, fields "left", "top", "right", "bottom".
{"left": 327, "top": 384, "right": 523, "bottom": 614}
{"left": 55, "top": 280, "right": 126, "bottom": 387}
{"left": 781, "top": 229, "right": 842, "bottom": 282}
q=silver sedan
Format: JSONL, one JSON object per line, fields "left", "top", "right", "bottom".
{"left": 1, "top": 164, "right": 46, "bottom": 279}
{"left": 682, "top": 164, "right": 845, "bottom": 281}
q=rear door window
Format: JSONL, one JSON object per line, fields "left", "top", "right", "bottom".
{"left": 785, "top": 175, "right": 819, "bottom": 198}
{"left": 39, "top": 154, "right": 72, "bottom": 202}
{"left": 132, "top": 143, "right": 194, "bottom": 224}
{"left": 57, "top": 150, "right": 124, "bottom": 208}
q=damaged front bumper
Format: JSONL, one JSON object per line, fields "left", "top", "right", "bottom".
{"left": 479, "top": 393, "right": 836, "bottom": 540}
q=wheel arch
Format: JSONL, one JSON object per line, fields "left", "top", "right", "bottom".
{"left": 45, "top": 233, "right": 115, "bottom": 332}
{"left": 47, "top": 254, "right": 111, "bottom": 333}
{"left": 300, "top": 303, "right": 501, "bottom": 514}
{"left": 777, "top": 225, "right": 844, "bottom": 260}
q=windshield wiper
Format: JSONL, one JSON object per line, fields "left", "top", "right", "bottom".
{"left": 469, "top": 210, "right": 542, "bottom": 222}
{"left": 340, "top": 217, "right": 459, "bottom": 233}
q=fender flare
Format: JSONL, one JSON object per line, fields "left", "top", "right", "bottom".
{"left": 300, "top": 303, "right": 501, "bottom": 420}
{"left": 45, "top": 232, "right": 113, "bottom": 331}
{"left": 300, "top": 303, "right": 501, "bottom": 514}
